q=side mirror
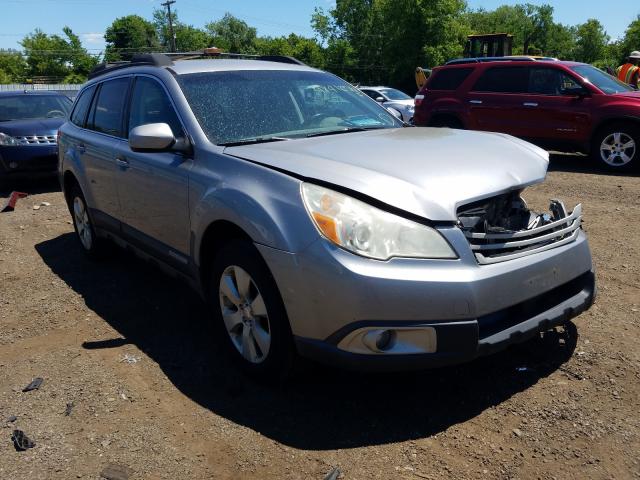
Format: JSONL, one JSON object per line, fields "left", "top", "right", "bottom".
{"left": 375, "top": 96, "right": 385, "bottom": 103}
{"left": 129, "top": 123, "right": 175, "bottom": 152}
{"left": 561, "top": 86, "right": 589, "bottom": 98}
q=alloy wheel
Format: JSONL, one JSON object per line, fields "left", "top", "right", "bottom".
{"left": 218, "top": 265, "right": 271, "bottom": 364}
{"left": 73, "top": 196, "right": 93, "bottom": 250}
{"left": 600, "top": 132, "right": 636, "bottom": 167}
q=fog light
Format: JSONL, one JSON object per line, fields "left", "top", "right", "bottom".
{"left": 9, "top": 161, "right": 18, "bottom": 169}
{"left": 363, "top": 329, "right": 396, "bottom": 352}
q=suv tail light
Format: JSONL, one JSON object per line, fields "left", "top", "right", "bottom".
{"left": 415, "top": 94, "right": 425, "bottom": 107}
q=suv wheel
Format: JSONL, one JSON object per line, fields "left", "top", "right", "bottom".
{"left": 592, "top": 123, "right": 638, "bottom": 171}
{"left": 210, "top": 241, "right": 294, "bottom": 380}
{"left": 67, "top": 184, "right": 106, "bottom": 257}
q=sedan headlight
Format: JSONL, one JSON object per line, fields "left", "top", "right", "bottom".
{"left": 0, "top": 132, "right": 20, "bottom": 146}
{"left": 301, "top": 183, "right": 457, "bottom": 260}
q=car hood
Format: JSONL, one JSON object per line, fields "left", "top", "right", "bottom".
{"left": 612, "top": 91, "right": 640, "bottom": 101}
{"left": 225, "top": 127, "right": 549, "bottom": 221}
{"left": 0, "top": 118, "right": 65, "bottom": 136}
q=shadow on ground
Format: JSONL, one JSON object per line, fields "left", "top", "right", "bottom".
{"left": 36, "top": 233, "right": 577, "bottom": 450}
{"left": 548, "top": 152, "right": 639, "bottom": 177}
{"left": 0, "top": 176, "right": 60, "bottom": 197}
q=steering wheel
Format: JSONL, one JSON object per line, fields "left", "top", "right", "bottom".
{"left": 46, "top": 109, "right": 66, "bottom": 118}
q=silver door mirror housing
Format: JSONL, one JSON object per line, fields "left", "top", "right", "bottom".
{"left": 129, "top": 123, "right": 175, "bottom": 152}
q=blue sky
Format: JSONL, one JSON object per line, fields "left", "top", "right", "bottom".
{"left": 1, "top": 0, "right": 638, "bottom": 53}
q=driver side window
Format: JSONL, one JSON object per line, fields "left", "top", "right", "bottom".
{"left": 128, "top": 77, "right": 183, "bottom": 139}
{"left": 528, "top": 68, "right": 581, "bottom": 96}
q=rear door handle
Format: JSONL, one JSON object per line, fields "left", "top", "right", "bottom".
{"left": 115, "top": 156, "right": 130, "bottom": 169}
{"left": 469, "top": 100, "right": 483, "bottom": 104}
{"left": 77, "top": 144, "right": 86, "bottom": 154}
{"left": 523, "top": 102, "right": 539, "bottom": 107}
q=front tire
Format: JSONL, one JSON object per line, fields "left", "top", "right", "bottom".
{"left": 591, "top": 123, "right": 638, "bottom": 172}
{"left": 209, "top": 240, "right": 294, "bottom": 380}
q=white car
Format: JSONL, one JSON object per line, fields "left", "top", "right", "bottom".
{"left": 359, "top": 86, "right": 415, "bottom": 122}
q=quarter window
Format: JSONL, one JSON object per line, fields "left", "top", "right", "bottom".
{"left": 70, "top": 85, "right": 96, "bottom": 127}
{"left": 128, "top": 77, "right": 183, "bottom": 138}
{"left": 428, "top": 68, "right": 473, "bottom": 91}
{"left": 89, "top": 78, "right": 130, "bottom": 137}
{"left": 472, "top": 67, "right": 529, "bottom": 93}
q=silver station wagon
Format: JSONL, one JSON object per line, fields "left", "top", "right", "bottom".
{"left": 58, "top": 52, "right": 595, "bottom": 378}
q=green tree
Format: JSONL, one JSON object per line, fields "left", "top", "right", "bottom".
{"left": 20, "top": 27, "right": 96, "bottom": 80}
{"left": 573, "top": 19, "right": 609, "bottom": 63}
{"left": 0, "top": 49, "right": 27, "bottom": 83}
{"left": 313, "top": 0, "right": 467, "bottom": 92}
{"left": 256, "top": 34, "right": 325, "bottom": 68}
{"left": 105, "top": 15, "right": 160, "bottom": 61}
{"left": 618, "top": 15, "right": 640, "bottom": 64}
{"left": 153, "top": 8, "right": 211, "bottom": 52}
{"left": 205, "top": 13, "right": 258, "bottom": 53}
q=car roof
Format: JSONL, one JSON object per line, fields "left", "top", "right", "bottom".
{"left": 169, "top": 59, "right": 318, "bottom": 75}
{"left": 442, "top": 57, "right": 586, "bottom": 68}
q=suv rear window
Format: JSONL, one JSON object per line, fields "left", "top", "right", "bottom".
{"left": 472, "top": 67, "right": 528, "bottom": 93}
{"left": 427, "top": 68, "right": 473, "bottom": 91}
{"left": 70, "top": 85, "right": 96, "bottom": 127}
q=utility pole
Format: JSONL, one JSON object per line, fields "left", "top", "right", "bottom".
{"left": 161, "top": 0, "right": 177, "bottom": 53}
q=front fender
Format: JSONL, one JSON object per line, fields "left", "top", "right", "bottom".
{"left": 190, "top": 154, "right": 319, "bottom": 265}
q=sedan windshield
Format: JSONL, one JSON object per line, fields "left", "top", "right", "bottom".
{"left": 178, "top": 70, "right": 402, "bottom": 145}
{"left": 0, "top": 95, "right": 71, "bottom": 122}
{"left": 377, "top": 88, "right": 412, "bottom": 101}
{"left": 571, "top": 65, "right": 635, "bottom": 94}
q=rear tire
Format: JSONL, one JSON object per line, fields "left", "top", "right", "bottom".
{"left": 591, "top": 122, "right": 639, "bottom": 172}
{"left": 209, "top": 240, "right": 295, "bottom": 382}
{"left": 429, "top": 116, "right": 463, "bottom": 129}
{"left": 66, "top": 183, "right": 107, "bottom": 258}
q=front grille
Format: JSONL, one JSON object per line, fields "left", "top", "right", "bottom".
{"left": 14, "top": 135, "right": 57, "bottom": 145}
{"left": 464, "top": 204, "right": 583, "bottom": 265}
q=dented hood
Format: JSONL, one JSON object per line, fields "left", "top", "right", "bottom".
{"left": 224, "top": 127, "right": 549, "bottom": 221}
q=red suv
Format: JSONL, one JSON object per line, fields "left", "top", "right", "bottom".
{"left": 413, "top": 57, "right": 640, "bottom": 171}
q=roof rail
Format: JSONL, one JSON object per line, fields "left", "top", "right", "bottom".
{"left": 445, "top": 56, "right": 558, "bottom": 66}
{"left": 88, "top": 53, "right": 173, "bottom": 79}
{"left": 88, "top": 50, "right": 307, "bottom": 80}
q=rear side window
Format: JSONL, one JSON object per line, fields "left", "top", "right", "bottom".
{"left": 428, "top": 68, "right": 473, "bottom": 91}
{"left": 88, "top": 78, "right": 130, "bottom": 137}
{"left": 472, "top": 67, "right": 528, "bottom": 93}
{"left": 128, "top": 77, "right": 183, "bottom": 138}
{"left": 70, "top": 85, "right": 96, "bottom": 127}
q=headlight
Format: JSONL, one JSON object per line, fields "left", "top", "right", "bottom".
{"left": 0, "top": 133, "right": 20, "bottom": 146}
{"left": 301, "top": 183, "right": 457, "bottom": 260}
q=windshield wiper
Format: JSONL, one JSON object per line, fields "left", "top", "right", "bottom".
{"left": 305, "top": 126, "right": 386, "bottom": 138}
{"left": 218, "top": 136, "right": 290, "bottom": 147}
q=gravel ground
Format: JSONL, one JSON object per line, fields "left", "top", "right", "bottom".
{"left": 0, "top": 155, "right": 639, "bottom": 480}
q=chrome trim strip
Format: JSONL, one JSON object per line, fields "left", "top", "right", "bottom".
{"left": 475, "top": 228, "right": 581, "bottom": 265}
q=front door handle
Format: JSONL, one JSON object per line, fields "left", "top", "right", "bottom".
{"left": 77, "top": 144, "right": 86, "bottom": 154}
{"left": 115, "top": 156, "right": 130, "bottom": 169}
{"left": 523, "top": 102, "right": 539, "bottom": 107}
{"left": 469, "top": 100, "right": 483, "bottom": 104}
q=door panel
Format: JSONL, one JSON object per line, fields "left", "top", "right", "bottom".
{"left": 82, "top": 77, "right": 131, "bottom": 219}
{"left": 115, "top": 142, "right": 192, "bottom": 254}
{"left": 115, "top": 76, "right": 191, "bottom": 255}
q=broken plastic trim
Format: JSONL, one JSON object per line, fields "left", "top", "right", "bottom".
{"left": 459, "top": 194, "right": 583, "bottom": 265}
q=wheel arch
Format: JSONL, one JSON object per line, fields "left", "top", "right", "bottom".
{"left": 198, "top": 219, "right": 256, "bottom": 294}
{"left": 590, "top": 116, "right": 640, "bottom": 147}
{"left": 427, "top": 112, "right": 465, "bottom": 129}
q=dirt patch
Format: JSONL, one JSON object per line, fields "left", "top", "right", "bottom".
{"left": 1, "top": 159, "right": 639, "bottom": 480}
